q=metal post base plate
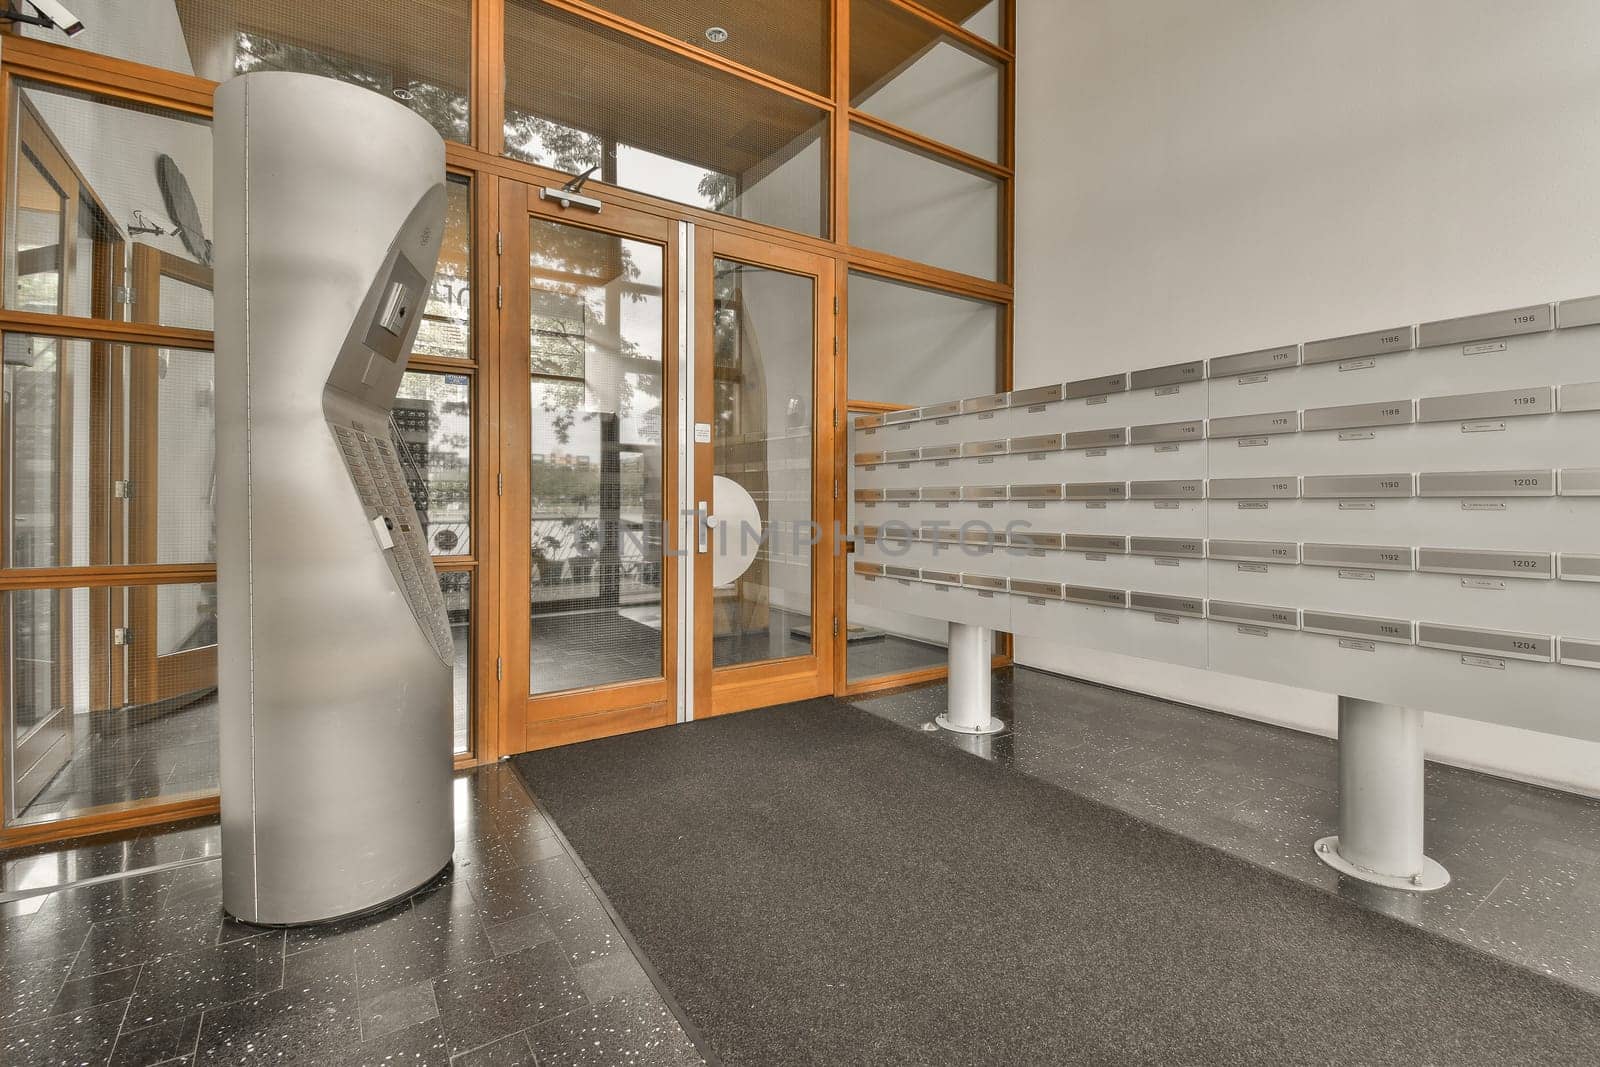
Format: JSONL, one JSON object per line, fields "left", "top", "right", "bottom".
{"left": 1314, "top": 835, "right": 1450, "bottom": 892}
{"left": 934, "top": 714, "right": 1006, "bottom": 736}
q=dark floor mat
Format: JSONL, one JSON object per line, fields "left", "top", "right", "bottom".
{"left": 512, "top": 699, "right": 1600, "bottom": 1066}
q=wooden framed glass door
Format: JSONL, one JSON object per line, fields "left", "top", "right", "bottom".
{"left": 692, "top": 232, "right": 836, "bottom": 717}
{"left": 499, "top": 182, "right": 681, "bottom": 750}
{"left": 498, "top": 178, "right": 837, "bottom": 750}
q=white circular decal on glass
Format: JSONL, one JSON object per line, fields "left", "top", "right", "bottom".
{"left": 711, "top": 475, "right": 762, "bottom": 587}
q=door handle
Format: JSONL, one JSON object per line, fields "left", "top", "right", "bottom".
{"left": 696, "top": 501, "right": 718, "bottom": 554}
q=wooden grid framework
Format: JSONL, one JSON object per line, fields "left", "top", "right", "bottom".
{"left": 0, "top": 0, "right": 1015, "bottom": 848}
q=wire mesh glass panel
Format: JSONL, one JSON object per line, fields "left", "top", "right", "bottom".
{"left": 6, "top": 83, "right": 210, "bottom": 325}
{"left": 2, "top": 335, "right": 216, "bottom": 568}
{"left": 505, "top": 1, "right": 830, "bottom": 238}
{"left": 711, "top": 259, "right": 814, "bottom": 669}
{"left": 2, "top": 335, "right": 94, "bottom": 569}
{"left": 847, "top": 273, "right": 1001, "bottom": 404}
{"left": 528, "top": 218, "right": 666, "bottom": 695}
{"left": 415, "top": 177, "right": 473, "bottom": 361}
{"left": 577, "top": 0, "right": 831, "bottom": 94}
{"left": 148, "top": 347, "right": 218, "bottom": 565}
{"left": 25, "top": 1, "right": 471, "bottom": 144}
{"left": 440, "top": 569, "right": 472, "bottom": 753}
{"left": 852, "top": 0, "right": 1004, "bottom": 162}
{"left": 393, "top": 371, "right": 472, "bottom": 557}
{"left": 155, "top": 271, "right": 215, "bottom": 332}
{"left": 914, "top": 0, "right": 1005, "bottom": 44}
{"left": 849, "top": 126, "right": 1001, "bottom": 280}
{"left": 2, "top": 583, "right": 218, "bottom": 827}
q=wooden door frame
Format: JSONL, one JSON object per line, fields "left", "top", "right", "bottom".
{"left": 497, "top": 180, "right": 684, "bottom": 752}
{"left": 124, "top": 243, "right": 216, "bottom": 708}
{"left": 694, "top": 230, "right": 838, "bottom": 718}
{"left": 1, "top": 95, "right": 92, "bottom": 821}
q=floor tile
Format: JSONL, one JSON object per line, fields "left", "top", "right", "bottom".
{"left": 322, "top": 1019, "right": 451, "bottom": 1066}
{"left": 483, "top": 913, "right": 556, "bottom": 958}
{"left": 450, "top": 1029, "right": 535, "bottom": 1066}
{"left": 51, "top": 962, "right": 143, "bottom": 1016}
{"left": 572, "top": 952, "right": 658, "bottom": 1004}
{"left": 192, "top": 964, "right": 361, "bottom": 1066}
{"left": 124, "top": 933, "right": 286, "bottom": 1029}
{"left": 0, "top": 954, "right": 76, "bottom": 1028}
{"left": 431, "top": 940, "right": 587, "bottom": 1054}
{"left": 526, "top": 995, "right": 701, "bottom": 1067}
{"left": 353, "top": 881, "right": 494, "bottom": 999}
{"left": 0, "top": 998, "right": 129, "bottom": 1067}
{"left": 110, "top": 1013, "right": 203, "bottom": 1066}
{"left": 359, "top": 979, "right": 439, "bottom": 1042}
{"left": 462, "top": 855, "right": 592, "bottom": 926}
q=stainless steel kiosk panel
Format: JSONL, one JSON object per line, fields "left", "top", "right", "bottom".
{"left": 215, "top": 73, "right": 452, "bottom": 925}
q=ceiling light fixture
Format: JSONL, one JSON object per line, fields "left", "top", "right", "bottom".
{"left": 705, "top": 26, "right": 729, "bottom": 44}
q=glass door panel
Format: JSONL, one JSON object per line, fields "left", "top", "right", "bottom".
{"left": 526, "top": 219, "right": 667, "bottom": 695}
{"left": 709, "top": 260, "right": 815, "bottom": 668}
{"left": 501, "top": 184, "right": 679, "bottom": 752}
{"left": 695, "top": 234, "right": 835, "bottom": 716}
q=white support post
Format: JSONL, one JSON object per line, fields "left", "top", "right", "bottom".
{"left": 1314, "top": 697, "right": 1450, "bottom": 892}
{"left": 935, "top": 623, "right": 1004, "bottom": 736}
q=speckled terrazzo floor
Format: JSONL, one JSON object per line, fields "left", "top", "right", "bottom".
{"left": 8, "top": 665, "right": 1600, "bottom": 1063}
{"left": 0, "top": 766, "right": 703, "bottom": 1066}
{"left": 853, "top": 665, "right": 1600, "bottom": 996}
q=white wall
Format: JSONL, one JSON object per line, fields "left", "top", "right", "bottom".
{"left": 22, "top": 0, "right": 195, "bottom": 74}
{"left": 1015, "top": 0, "right": 1600, "bottom": 796}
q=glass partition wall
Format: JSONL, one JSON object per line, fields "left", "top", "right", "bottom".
{"left": 4, "top": 0, "right": 1013, "bottom": 845}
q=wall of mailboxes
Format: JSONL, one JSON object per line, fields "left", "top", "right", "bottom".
{"left": 850, "top": 297, "right": 1600, "bottom": 740}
